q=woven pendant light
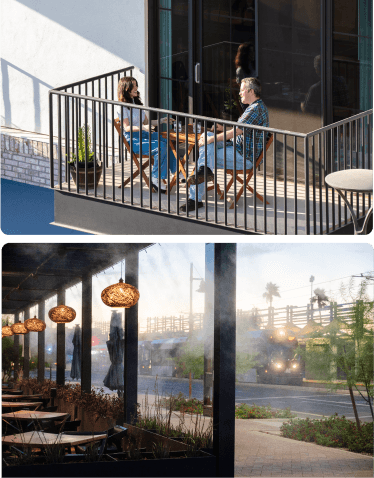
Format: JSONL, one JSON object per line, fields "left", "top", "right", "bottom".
{"left": 25, "top": 316, "right": 47, "bottom": 332}
{"left": 2, "top": 325, "right": 14, "bottom": 337}
{"left": 48, "top": 305, "right": 76, "bottom": 324}
{"left": 101, "top": 278, "right": 140, "bottom": 308}
{"left": 11, "top": 322, "right": 29, "bottom": 335}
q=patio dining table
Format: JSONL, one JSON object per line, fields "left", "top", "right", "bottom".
{"left": 161, "top": 123, "right": 204, "bottom": 194}
{"left": 2, "top": 431, "right": 107, "bottom": 449}
{"left": 2, "top": 410, "right": 70, "bottom": 434}
{"left": 2, "top": 394, "right": 43, "bottom": 401}
{"left": 325, "top": 169, "right": 373, "bottom": 234}
{"left": 2, "top": 389, "right": 24, "bottom": 395}
{"left": 2, "top": 401, "right": 43, "bottom": 410}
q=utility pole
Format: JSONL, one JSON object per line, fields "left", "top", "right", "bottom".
{"left": 189, "top": 262, "right": 204, "bottom": 337}
{"left": 309, "top": 275, "right": 315, "bottom": 304}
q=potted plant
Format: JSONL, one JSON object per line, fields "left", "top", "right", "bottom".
{"left": 68, "top": 124, "right": 102, "bottom": 189}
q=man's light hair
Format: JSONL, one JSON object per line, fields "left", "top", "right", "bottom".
{"left": 241, "top": 77, "right": 261, "bottom": 98}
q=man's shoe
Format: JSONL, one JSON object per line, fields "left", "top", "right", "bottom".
{"left": 151, "top": 183, "right": 167, "bottom": 194}
{"left": 151, "top": 178, "right": 167, "bottom": 194}
{"left": 179, "top": 199, "right": 204, "bottom": 212}
{"left": 187, "top": 166, "right": 214, "bottom": 186}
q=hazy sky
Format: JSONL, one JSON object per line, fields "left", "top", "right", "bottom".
{"left": 38, "top": 242, "right": 372, "bottom": 334}
{"left": 11, "top": 242, "right": 372, "bottom": 336}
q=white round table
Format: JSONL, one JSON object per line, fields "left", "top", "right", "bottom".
{"left": 325, "top": 169, "right": 373, "bottom": 234}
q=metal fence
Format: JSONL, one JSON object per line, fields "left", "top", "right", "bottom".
{"left": 139, "top": 302, "right": 361, "bottom": 335}
{"left": 49, "top": 67, "right": 373, "bottom": 235}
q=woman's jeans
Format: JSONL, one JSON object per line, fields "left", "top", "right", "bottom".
{"left": 124, "top": 131, "right": 176, "bottom": 180}
{"left": 190, "top": 132, "right": 252, "bottom": 202}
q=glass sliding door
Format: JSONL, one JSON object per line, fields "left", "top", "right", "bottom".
{"left": 158, "top": 0, "right": 189, "bottom": 113}
{"left": 197, "top": 0, "right": 257, "bottom": 121}
{"left": 156, "top": 0, "right": 257, "bottom": 121}
{"left": 332, "top": 0, "right": 372, "bottom": 120}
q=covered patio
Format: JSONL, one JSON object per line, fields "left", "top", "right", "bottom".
{"left": 2, "top": 243, "right": 237, "bottom": 477}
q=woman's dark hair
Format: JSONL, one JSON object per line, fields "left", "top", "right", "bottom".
{"left": 117, "top": 77, "right": 143, "bottom": 105}
{"left": 235, "top": 42, "right": 254, "bottom": 69}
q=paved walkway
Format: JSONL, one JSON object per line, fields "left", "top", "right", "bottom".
{"left": 137, "top": 393, "right": 373, "bottom": 477}
{"left": 235, "top": 418, "right": 372, "bottom": 477}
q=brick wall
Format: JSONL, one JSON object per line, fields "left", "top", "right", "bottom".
{"left": 1, "top": 133, "right": 65, "bottom": 187}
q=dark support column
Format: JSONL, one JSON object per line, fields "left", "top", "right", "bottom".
{"left": 23, "top": 309, "right": 30, "bottom": 379}
{"left": 81, "top": 274, "right": 92, "bottom": 394}
{"left": 124, "top": 252, "right": 139, "bottom": 423}
{"left": 213, "top": 244, "right": 236, "bottom": 477}
{"left": 56, "top": 289, "right": 66, "bottom": 386}
{"left": 13, "top": 313, "right": 20, "bottom": 381}
{"left": 38, "top": 301, "right": 45, "bottom": 383}
{"left": 203, "top": 243, "right": 214, "bottom": 408}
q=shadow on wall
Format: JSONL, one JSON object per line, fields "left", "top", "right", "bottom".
{"left": 1, "top": 59, "right": 53, "bottom": 133}
{"left": 11, "top": 0, "right": 144, "bottom": 68}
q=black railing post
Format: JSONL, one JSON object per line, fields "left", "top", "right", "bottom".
{"left": 49, "top": 92, "right": 54, "bottom": 189}
{"left": 304, "top": 136, "right": 310, "bottom": 235}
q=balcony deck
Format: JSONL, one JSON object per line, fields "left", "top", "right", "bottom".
{"left": 57, "top": 159, "right": 368, "bottom": 235}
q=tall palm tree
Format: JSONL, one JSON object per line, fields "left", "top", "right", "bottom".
{"left": 312, "top": 288, "right": 329, "bottom": 322}
{"left": 262, "top": 282, "right": 281, "bottom": 307}
{"left": 312, "top": 288, "right": 329, "bottom": 308}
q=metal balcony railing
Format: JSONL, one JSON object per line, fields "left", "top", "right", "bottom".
{"left": 49, "top": 67, "right": 373, "bottom": 235}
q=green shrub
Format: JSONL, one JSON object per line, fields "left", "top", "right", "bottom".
{"left": 280, "top": 414, "right": 373, "bottom": 454}
{"left": 235, "top": 403, "right": 295, "bottom": 419}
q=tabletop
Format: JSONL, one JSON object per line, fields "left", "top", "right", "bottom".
{"left": 2, "top": 410, "right": 69, "bottom": 421}
{"left": 2, "top": 394, "right": 43, "bottom": 400}
{"left": 161, "top": 124, "right": 204, "bottom": 143}
{"left": 2, "top": 431, "right": 107, "bottom": 448}
{"left": 2, "top": 389, "right": 23, "bottom": 394}
{"left": 325, "top": 169, "right": 373, "bottom": 194}
{"left": 2, "top": 401, "right": 43, "bottom": 409}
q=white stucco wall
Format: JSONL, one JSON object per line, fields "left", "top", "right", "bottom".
{"left": 1, "top": 0, "right": 146, "bottom": 135}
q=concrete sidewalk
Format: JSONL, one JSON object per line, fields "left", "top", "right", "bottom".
{"left": 137, "top": 394, "right": 373, "bottom": 478}
{"left": 235, "top": 418, "right": 372, "bottom": 477}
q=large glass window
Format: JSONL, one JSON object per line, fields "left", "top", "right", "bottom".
{"left": 258, "top": 0, "right": 322, "bottom": 133}
{"left": 333, "top": 0, "right": 372, "bottom": 120}
{"left": 159, "top": 0, "right": 189, "bottom": 112}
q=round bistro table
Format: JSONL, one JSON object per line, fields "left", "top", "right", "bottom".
{"left": 325, "top": 169, "right": 373, "bottom": 235}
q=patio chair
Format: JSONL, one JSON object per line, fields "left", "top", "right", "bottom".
{"left": 114, "top": 118, "right": 154, "bottom": 190}
{"left": 213, "top": 133, "right": 273, "bottom": 209}
{"left": 74, "top": 426, "right": 127, "bottom": 454}
{"left": 41, "top": 406, "right": 58, "bottom": 413}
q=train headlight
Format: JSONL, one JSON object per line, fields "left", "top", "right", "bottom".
{"left": 272, "top": 361, "right": 285, "bottom": 370}
{"left": 291, "top": 362, "right": 299, "bottom": 370}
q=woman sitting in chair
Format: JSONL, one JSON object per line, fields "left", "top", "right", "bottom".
{"left": 116, "top": 77, "right": 176, "bottom": 193}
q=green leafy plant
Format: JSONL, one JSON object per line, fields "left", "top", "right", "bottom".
{"left": 296, "top": 280, "right": 373, "bottom": 428}
{"left": 235, "top": 403, "right": 295, "bottom": 419}
{"left": 152, "top": 441, "right": 170, "bottom": 459}
{"left": 280, "top": 414, "right": 373, "bottom": 454}
{"left": 68, "top": 124, "right": 95, "bottom": 165}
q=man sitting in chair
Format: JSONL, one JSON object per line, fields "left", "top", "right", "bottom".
{"left": 181, "top": 77, "right": 269, "bottom": 212}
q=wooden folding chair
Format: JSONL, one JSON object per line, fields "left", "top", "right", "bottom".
{"left": 214, "top": 133, "right": 274, "bottom": 209}
{"left": 114, "top": 118, "right": 154, "bottom": 189}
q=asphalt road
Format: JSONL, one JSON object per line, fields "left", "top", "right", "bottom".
{"left": 32, "top": 370, "right": 373, "bottom": 423}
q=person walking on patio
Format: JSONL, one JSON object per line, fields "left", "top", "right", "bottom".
{"left": 181, "top": 77, "right": 269, "bottom": 212}
{"left": 116, "top": 77, "right": 176, "bottom": 193}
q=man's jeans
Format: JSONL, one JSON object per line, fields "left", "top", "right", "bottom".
{"left": 190, "top": 132, "right": 252, "bottom": 202}
{"left": 124, "top": 131, "right": 176, "bottom": 180}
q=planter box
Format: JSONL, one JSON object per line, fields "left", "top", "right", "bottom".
{"left": 3, "top": 451, "right": 215, "bottom": 477}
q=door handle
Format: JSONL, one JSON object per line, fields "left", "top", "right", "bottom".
{"left": 195, "top": 63, "right": 201, "bottom": 84}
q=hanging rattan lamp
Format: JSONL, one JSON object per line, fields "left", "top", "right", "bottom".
{"left": 48, "top": 305, "right": 76, "bottom": 324}
{"left": 101, "top": 278, "right": 140, "bottom": 308}
{"left": 11, "top": 322, "right": 29, "bottom": 335}
{"left": 25, "top": 316, "right": 46, "bottom": 332}
{"left": 2, "top": 325, "right": 14, "bottom": 337}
